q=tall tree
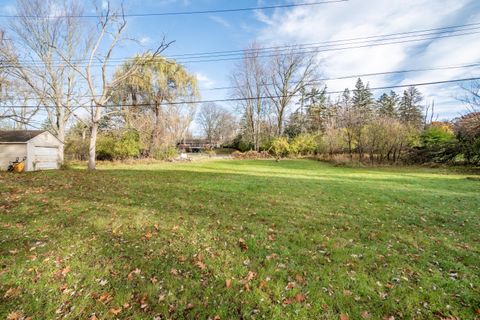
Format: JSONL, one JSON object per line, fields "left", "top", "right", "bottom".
{"left": 55, "top": 1, "right": 170, "bottom": 169}
{"left": 113, "top": 55, "right": 198, "bottom": 155}
{"left": 197, "top": 103, "right": 236, "bottom": 144}
{"left": 399, "top": 86, "right": 424, "bottom": 128}
{"left": 0, "top": 0, "right": 88, "bottom": 164}
{"left": 376, "top": 91, "right": 399, "bottom": 118}
{"left": 352, "top": 78, "right": 374, "bottom": 115}
{"left": 265, "top": 47, "right": 318, "bottom": 136}
{"left": 230, "top": 42, "right": 267, "bottom": 151}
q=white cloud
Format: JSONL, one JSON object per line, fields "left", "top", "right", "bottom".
{"left": 209, "top": 15, "right": 231, "bottom": 29}
{"left": 256, "top": 0, "right": 479, "bottom": 118}
{"left": 139, "top": 36, "right": 152, "bottom": 45}
{"left": 196, "top": 72, "right": 215, "bottom": 89}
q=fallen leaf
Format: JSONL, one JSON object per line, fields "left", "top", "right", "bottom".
{"left": 186, "top": 303, "right": 194, "bottom": 310}
{"left": 238, "top": 238, "right": 248, "bottom": 251}
{"left": 245, "top": 271, "right": 256, "bottom": 282}
{"left": 98, "top": 291, "right": 113, "bottom": 305}
{"left": 7, "top": 311, "right": 24, "bottom": 320}
{"left": 225, "top": 279, "right": 232, "bottom": 288}
{"left": 170, "top": 268, "right": 179, "bottom": 276}
{"left": 109, "top": 307, "right": 122, "bottom": 316}
{"left": 153, "top": 224, "right": 159, "bottom": 231}
{"left": 361, "top": 311, "right": 371, "bottom": 319}
{"left": 61, "top": 266, "right": 71, "bottom": 276}
{"left": 295, "top": 274, "right": 305, "bottom": 284}
{"left": 4, "top": 287, "right": 21, "bottom": 299}
{"left": 195, "top": 261, "right": 206, "bottom": 270}
{"left": 340, "top": 314, "right": 349, "bottom": 320}
{"left": 90, "top": 315, "right": 98, "bottom": 320}
{"left": 127, "top": 268, "right": 141, "bottom": 280}
{"left": 295, "top": 293, "right": 306, "bottom": 302}
{"left": 259, "top": 280, "right": 267, "bottom": 289}
{"left": 343, "top": 290, "right": 352, "bottom": 296}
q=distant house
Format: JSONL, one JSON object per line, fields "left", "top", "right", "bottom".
{"left": 0, "top": 130, "right": 63, "bottom": 171}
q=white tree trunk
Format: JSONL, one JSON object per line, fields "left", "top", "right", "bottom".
{"left": 88, "top": 122, "right": 98, "bottom": 170}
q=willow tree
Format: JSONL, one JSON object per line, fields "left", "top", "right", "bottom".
{"left": 113, "top": 55, "right": 198, "bottom": 156}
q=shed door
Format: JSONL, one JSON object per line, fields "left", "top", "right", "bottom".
{"left": 34, "top": 146, "right": 59, "bottom": 170}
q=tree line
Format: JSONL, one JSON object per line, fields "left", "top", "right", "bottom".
{"left": 0, "top": 1, "right": 478, "bottom": 167}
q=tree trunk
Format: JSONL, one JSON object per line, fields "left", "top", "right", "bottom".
{"left": 149, "top": 103, "right": 161, "bottom": 156}
{"left": 88, "top": 122, "right": 98, "bottom": 170}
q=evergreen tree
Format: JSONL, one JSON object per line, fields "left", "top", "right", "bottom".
{"left": 399, "top": 86, "right": 423, "bottom": 128}
{"left": 376, "top": 90, "right": 399, "bottom": 118}
{"left": 306, "top": 86, "right": 329, "bottom": 133}
{"left": 352, "top": 78, "right": 374, "bottom": 116}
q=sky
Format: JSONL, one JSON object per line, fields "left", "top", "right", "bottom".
{"left": 1, "top": 0, "right": 480, "bottom": 129}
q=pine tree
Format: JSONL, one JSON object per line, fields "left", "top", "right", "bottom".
{"left": 352, "top": 78, "right": 374, "bottom": 116}
{"left": 376, "top": 90, "right": 399, "bottom": 118}
{"left": 306, "top": 86, "right": 329, "bottom": 133}
{"left": 399, "top": 86, "right": 423, "bottom": 128}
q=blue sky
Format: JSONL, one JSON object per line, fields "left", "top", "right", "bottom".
{"left": 1, "top": 0, "right": 480, "bottom": 124}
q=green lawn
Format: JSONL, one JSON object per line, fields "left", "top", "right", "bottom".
{"left": 1, "top": 160, "right": 479, "bottom": 319}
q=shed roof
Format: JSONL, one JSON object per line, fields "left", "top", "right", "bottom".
{"left": 0, "top": 130, "right": 45, "bottom": 142}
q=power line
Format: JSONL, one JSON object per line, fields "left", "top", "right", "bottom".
{"left": 2, "top": 28, "right": 479, "bottom": 69}
{"left": 3, "top": 21, "right": 480, "bottom": 67}
{"left": 1, "top": 76, "right": 478, "bottom": 109}
{"left": 207, "top": 62, "right": 480, "bottom": 91}
{"left": 1, "top": 61, "right": 479, "bottom": 99}
{"left": 0, "top": 1, "right": 348, "bottom": 19}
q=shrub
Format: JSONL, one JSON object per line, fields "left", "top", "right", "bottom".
{"left": 231, "top": 150, "right": 271, "bottom": 160}
{"left": 422, "top": 124, "right": 455, "bottom": 147}
{"left": 270, "top": 137, "right": 290, "bottom": 159}
{"left": 154, "top": 146, "right": 178, "bottom": 161}
{"left": 96, "top": 131, "right": 141, "bottom": 161}
{"left": 290, "top": 134, "right": 319, "bottom": 156}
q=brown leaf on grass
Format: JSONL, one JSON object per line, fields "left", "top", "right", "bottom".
{"left": 238, "top": 238, "right": 248, "bottom": 251}
{"left": 245, "top": 271, "right": 256, "bottom": 282}
{"left": 172, "top": 225, "right": 179, "bottom": 231}
{"left": 225, "top": 279, "right": 232, "bottom": 288}
{"left": 139, "top": 293, "right": 148, "bottom": 310}
{"left": 90, "top": 315, "right": 98, "bottom": 320}
{"left": 170, "top": 268, "right": 179, "bottom": 276}
{"left": 343, "top": 290, "right": 352, "bottom": 296}
{"left": 259, "top": 280, "right": 267, "bottom": 289}
{"left": 382, "top": 316, "right": 395, "bottom": 320}
{"left": 286, "top": 282, "right": 296, "bottom": 290}
{"left": 127, "top": 268, "right": 141, "bottom": 280}
{"left": 295, "top": 293, "right": 306, "bottom": 302}
{"left": 266, "top": 253, "right": 278, "bottom": 260}
{"left": 143, "top": 231, "right": 153, "bottom": 241}
{"left": 361, "top": 311, "right": 371, "bottom": 319}
{"left": 195, "top": 261, "right": 206, "bottom": 270}
{"left": 186, "top": 303, "right": 194, "bottom": 310}
{"left": 268, "top": 234, "right": 276, "bottom": 241}
{"left": 150, "top": 276, "right": 158, "bottom": 284}
{"left": 295, "top": 274, "right": 305, "bottom": 284}
{"left": 4, "top": 287, "right": 21, "bottom": 299}
{"left": 178, "top": 255, "right": 186, "bottom": 263}
{"left": 61, "top": 266, "right": 71, "bottom": 276}
{"left": 123, "top": 303, "right": 130, "bottom": 309}
{"left": 340, "top": 314, "right": 349, "bottom": 320}
{"left": 109, "top": 307, "right": 122, "bottom": 316}
{"left": 97, "top": 292, "right": 113, "bottom": 305}
{"left": 153, "top": 224, "right": 159, "bottom": 231}
{"left": 7, "top": 311, "right": 26, "bottom": 320}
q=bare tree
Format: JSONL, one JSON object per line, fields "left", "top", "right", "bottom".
{"left": 265, "top": 47, "right": 318, "bottom": 136}
{"left": 55, "top": 1, "right": 171, "bottom": 169}
{"left": 230, "top": 42, "right": 267, "bottom": 151}
{"left": 0, "top": 0, "right": 89, "bottom": 163}
{"left": 197, "top": 103, "right": 237, "bottom": 144}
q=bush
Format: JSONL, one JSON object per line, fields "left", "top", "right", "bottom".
{"left": 231, "top": 150, "right": 271, "bottom": 160}
{"left": 154, "top": 146, "right": 178, "bottom": 161}
{"left": 270, "top": 137, "right": 290, "bottom": 159}
{"left": 422, "top": 124, "right": 455, "bottom": 147}
{"left": 96, "top": 131, "right": 141, "bottom": 161}
{"left": 290, "top": 134, "right": 319, "bottom": 156}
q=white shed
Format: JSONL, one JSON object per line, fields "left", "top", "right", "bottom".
{"left": 0, "top": 130, "right": 63, "bottom": 171}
